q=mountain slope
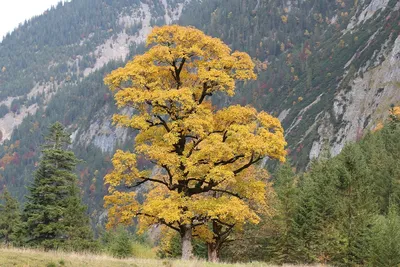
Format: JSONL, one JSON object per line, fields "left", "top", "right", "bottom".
{"left": 0, "top": 0, "right": 399, "bottom": 219}
{"left": 179, "top": 0, "right": 400, "bottom": 167}
{"left": 0, "top": 0, "right": 193, "bottom": 218}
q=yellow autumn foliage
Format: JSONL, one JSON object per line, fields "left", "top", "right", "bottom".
{"left": 392, "top": 106, "right": 400, "bottom": 118}
{"left": 103, "top": 25, "right": 286, "bottom": 240}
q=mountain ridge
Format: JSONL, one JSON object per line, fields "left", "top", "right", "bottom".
{"left": 0, "top": 0, "right": 399, "bottom": 217}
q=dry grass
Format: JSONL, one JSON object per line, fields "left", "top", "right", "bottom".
{"left": 0, "top": 247, "right": 326, "bottom": 267}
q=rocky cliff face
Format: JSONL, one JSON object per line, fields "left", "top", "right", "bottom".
{"left": 309, "top": 1, "right": 400, "bottom": 160}
{"left": 73, "top": 0, "right": 192, "bottom": 153}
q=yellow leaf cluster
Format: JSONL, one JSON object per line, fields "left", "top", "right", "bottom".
{"left": 104, "top": 191, "right": 138, "bottom": 229}
{"left": 104, "top": 150, "right": 148, "bottom": 188}
{"left": 103, "top": 25, "right": 287, "bottom": 239}
{"left": 392, "top": 106, "right": 400, "bottom": 118}
{"left": 373, "top": 122, "right": 384, "bottom": 132}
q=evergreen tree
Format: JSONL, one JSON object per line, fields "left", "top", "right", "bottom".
{"left": 370, "top": 203, "right": 400, "bottom": 267}
{"left": 335, "top": 145, "right": 376, "bottom": 266}
{"left": 107, "top": 227, "right": 134, "bottom": 259}
{"left": 63, "top": 185, "right": 98, "bottom": 251}
{"left": 268, "top": 162, "right": 299, "bottom": 264}
{"left": 292, "top": 159, "right": 344, "bottom": 264}
{"left": 22, "top": 122, "right": 94, "bottom": 250}
{"left": 0, "top": 187, "right": 21, "bottom": 246}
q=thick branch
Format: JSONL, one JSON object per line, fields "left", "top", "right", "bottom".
{"left": 127, "top": 176, "right": 169, "bottom": 188}
{"left": 214, "top": 220, "right": 235, "bottom": 240}
{"left": 233, "top": 155, "right": 263, "bottom": 175}
{"left": 215, "top": 155, "right": 245, "bottom": 166}
{"left": 137, "top": 212, "right": 180, "bottom": 232}
{"left": 156, "top": 115, "right": 171, "bottom": 132}
{"left": 210, "top": 188, "right": 243, "bottom": 199}
{"left": 161, "top": 164, "right": 174, "bottom": 188}
{"left": 172, "top": 58, "right": 186, "bottom": 89}
{"left": 145, "top": 118, "right": 170, "bottom": 133}
{"left": 187, "top": 179, "right": 217, "bottom": 196}
{"left": 198, "top": 82, "right": 211, "bottom": 104}
{"left": 177, "top": 58, "right": 186, "bottom": 77}
{"left": 186, "top": 130, "right": 224, "bottom": 158}
{"left": 222, "top": 131, "right": 228, "bottom": 142}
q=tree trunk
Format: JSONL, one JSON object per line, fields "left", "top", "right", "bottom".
{"left": 208, "top": 242, "right": 220, "bottom": 262}
{"left": 181, "top": 224, "right": 193, "bottom": 260}
{"left": 208, "top": 219, "right": 223, "bottom": 262}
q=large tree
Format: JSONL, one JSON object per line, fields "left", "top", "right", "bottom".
{"left": 103, "top": 25, "right": 286, "bottom": 260}
{"left": 22, "top": 122, "right": 94, "bottom": 250}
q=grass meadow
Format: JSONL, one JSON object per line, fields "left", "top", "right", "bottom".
{"left": 0, "top": 247, "right": 327, "bottom": 267}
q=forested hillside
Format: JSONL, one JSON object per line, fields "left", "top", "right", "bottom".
{"left": 217, "top": 109, "right": 400, "bottom": 265}
{"left": 0, "top": 0, "right": 400, "bottom": 264}
{"left": 0, "top": 0, "right": 399, "bottom": 227}
{"left": 0, "top": 0, "right": 190, "bottom": 218}
{"left": 180, "top": 0, "right": 400, "bottom": 167}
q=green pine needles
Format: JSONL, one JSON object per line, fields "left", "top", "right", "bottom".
{"left": 0, "top": 188, "right": 21, "bottom": 246}
{"left": 22, "top": 122, "right": 96, "bottom": 251}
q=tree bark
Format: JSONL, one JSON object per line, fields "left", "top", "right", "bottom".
{"left": 181, "top": 224, "right": 193, "bottom": 260}
{"left": 207, "top": 242, "right": 220, "bottom": 262}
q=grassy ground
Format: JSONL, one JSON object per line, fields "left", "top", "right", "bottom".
{"left": 0, "top": 247, "right": 324, "bottom": 267}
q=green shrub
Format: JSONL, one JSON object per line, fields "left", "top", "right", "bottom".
{"left": 103, "top": 227, "right": 133, "bottom": 258}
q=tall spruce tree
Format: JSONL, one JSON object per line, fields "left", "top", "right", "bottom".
{"left": 292, "top": 159, "right": 344, "bottom": 264}
{"left": 268, "top": 162, "right": 299, "bottom": 264}
{"left": 22, "top": 122, "right": 95, "bottom": 250}
{"left": 0, "top": 187, "right": 21, "bottom": 246}
{"left": 335, "top": 145, "right": 376, "bottom": 266}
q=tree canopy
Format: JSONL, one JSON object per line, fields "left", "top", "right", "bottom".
{"left": 103, "top": 25, "right": 286, "bottom": 260}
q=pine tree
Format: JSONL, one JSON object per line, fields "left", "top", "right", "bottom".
{"left": 335, "top": 145, "right": 376, "bottom": 266}
{"left": 0, "top": 187, "right": 21, "bottom": 246}
{"left": 63, "top": 185, "right": 98, "bottom": 251}
{"left": 107, "top": 227, "right": 133, "bottom": 258}
{"left": 22, "top": 122, "right": 95, "bottom": 250}
{"left": 370, "top": 203, "right": 400, "bottom": 267}
{"left": 268, "top": 162, "right": 299, "bottom": 264}
{"left": 292, "top": 159, "right": 344, "bottom": 264}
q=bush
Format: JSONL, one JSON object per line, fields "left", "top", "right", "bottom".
{"left": 110, "top": 229, "right": 133, "bottom": 258}
{"left": 103, "top": 227, "right": 133, "bottom": 258}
